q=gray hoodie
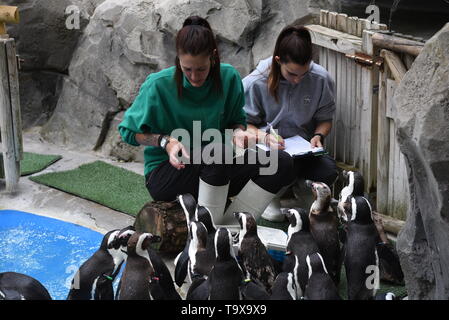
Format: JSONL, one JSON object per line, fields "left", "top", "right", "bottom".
{"left": 242, "top": 56, "right": 336, "bottom": 140}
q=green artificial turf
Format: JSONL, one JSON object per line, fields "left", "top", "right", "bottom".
{"left": 29, "top": 160, "right": 151, "bottom": 217}
{"left": 20, "top": 152, "right": 62, "bottom": 176}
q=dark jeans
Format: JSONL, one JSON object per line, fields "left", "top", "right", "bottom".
{"left": 146, "top": 146, "right": 295, "bottom": 201}
{"left": 293, "top": 154, "right": 338, "bottom": 186}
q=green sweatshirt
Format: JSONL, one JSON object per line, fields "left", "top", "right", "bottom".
{"left": 118, "top": 63, "right": 247, "bottom": 177}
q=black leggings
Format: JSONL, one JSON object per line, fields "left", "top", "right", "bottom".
{"left": 146, "top": 146, "right": 295, "bottom": 201}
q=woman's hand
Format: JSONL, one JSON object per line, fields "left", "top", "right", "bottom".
{"left": 310, "top": 135, "right": 323, "bottom": 148}
{"left": 263, "top": 132, "right": 285, "bottom": 150}
{"left": 232, "top": 128, "right": 258, "bottom": 149}
{"left": 165, "top": 138, "right": 190, "bottom": 170}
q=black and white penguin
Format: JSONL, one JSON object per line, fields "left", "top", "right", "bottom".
{"left": 269, "top": 271, "right": 298, "bottom": 300}
{"left": 0, "top": 272, "right": 52, "bottom": 300}
{"left": 283, "top": 208, "right": 319, "bottom": 295}
{"left": 208, "top": 227, "right": 244, "bottom": 300}
{"left": 67, "top": 227, "right": 130, "bottom": 300}
{"left": 307, "top": 180, "right": 341, "bottom": 286}
{"left": 341, "top": 195, "right": 379, "bottom": 300}
{"left": 234, "top": 211, "right": 276, "bottom": 293}
{"left": 174, "top": 193, "right": 198, "bottom": 287}
{"left": 116, "top": 232, "right": 161, "bottom": 300}
{"left": 195, "top": 205, "right": 217, "bottom": 272}
{"left": 188, "top": 221, "right": 214, "bottom": 279}
{"left": 304, "top": 252, "right": 341, "bottom": 300}
{"left": 338, "top": 172, "right": 404, "bottom": 285}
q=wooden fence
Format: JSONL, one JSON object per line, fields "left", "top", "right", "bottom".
{"left": 0, "top": 36, "right": 22, "bottom": 193}
{"left": 306, "top": 10, "right": 425, "bottom": 220}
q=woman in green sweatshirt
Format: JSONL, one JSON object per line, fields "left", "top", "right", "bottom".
{"left": 119, "top": 16, "right": 294, "bottom": 225}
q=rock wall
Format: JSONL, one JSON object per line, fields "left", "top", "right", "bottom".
{"left": 10, "top": 0, "right": 338, "bottom": 154}
{"left": 3, "top": 0, "right": 106, "bottom": 128}
{"left": 395, "top": 23, "right": 449, "bottom": 300}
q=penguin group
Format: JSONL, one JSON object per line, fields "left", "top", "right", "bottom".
{"left": 1, "top": 173, "right": 404, "bottom": 300}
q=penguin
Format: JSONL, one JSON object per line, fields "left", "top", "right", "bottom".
{"left": 66, "top": 227, "right": 129, "bottom": 300}
{"left": 194, "top": 205, "right": 217, "bottom": 274}
{"left": 341, "top": 195, "right": 379, "bottom": 300}
{"left": 208, "top": 227, "right": 244, "bottom": 300}
{"left": 338, "top": 170, "right": 364, "bottom": 210}
{"left": 304, "top": 252, "right": 341, "bottom": 300}
{"left": 269, "top": 272, "right": 298, "bottom": 300}
{"left": 234, "top": 211, "right": 277, "bottom": 293}
{"left": 174, "top": 193, "right": 198, "bottom": 287}
{"left": 114, "top": 228, "right": 181, "bottom": 300}
{"left": 338, "top": 172, "right": 404, "bottom": 285}
{"left": 282, "top": 208, "right": 319, "bottom": 295}
{"left": 0, "top": 272, "right": 52, "bottom": 300}
{"left": 307, "top": 180, "right": 341, "bottom": 286}
{"left": 116, "top": 232, "right": 161, "bottom": 300}
{"left": 188, "top": 221, "right": 214, "bottom": 279}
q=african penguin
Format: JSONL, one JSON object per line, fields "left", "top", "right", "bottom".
{"left": 0, "top": 272, "right": 52, "bottom": 300}
{"left": 195, "top": 205, "right": 217, "bottom": 274}
{"left": 304, "top": 252, "right": 341, "bottom": 300}
{"left": 208, "top": 227, "right": 244, "bottom": 300}
{"left": 342, "top": 195, "right": 379, "bottom": 300}
{"left": 338, "top": 172, "right": 404, "bottom": 285}
{"left": 234, "top": 212, "right": 276, "bottom": 294}
{"left": 282, "top": 208, "right": 319, "bottom": 295}
{"left": 116, "top": 232, "right": 161, "bottom": 300}
{"left": 174, "top": 193, "right": 198, "bottom": 287}
{"left": 307, "top": 180, "right": 341, "bottom": 287}
{"left": 188, "top": 221, "right": 214, "bottom": 279}
{"left": 67, "top": 227, "right": 129, "bottom": 300}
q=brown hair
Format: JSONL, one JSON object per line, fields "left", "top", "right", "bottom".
{"left": 175, "top": 16, "right": 222, "bottom": 98}
{"left": 268, "top": 25, "right": 312, "bottom": 102}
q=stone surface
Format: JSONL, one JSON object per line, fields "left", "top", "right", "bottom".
{"left": 37, "top": 0, "right": 337, "bottom": 152}
{"left": 3, "top": 0, "right": 106, "bottom": 128}
{"left": 394, "top": 23, "right": 449, "bottom": 300}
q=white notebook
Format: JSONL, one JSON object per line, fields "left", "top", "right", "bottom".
{"left": 257, "top": 135, "right": 325, "bottom": 157}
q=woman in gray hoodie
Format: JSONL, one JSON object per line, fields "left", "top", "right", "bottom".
{"left": 243, "top": 25, "right": 338, "bottom": 221}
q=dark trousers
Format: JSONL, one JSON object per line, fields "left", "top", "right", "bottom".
{"left": 293, "top": 154, "right": 338, "bottom": 187}
{"left": 146, "top": 146, "right": 295, "bottom": 201}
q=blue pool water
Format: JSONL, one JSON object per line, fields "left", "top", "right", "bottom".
{"left": 0, "top": 210, "right": 110, "bottom": 300}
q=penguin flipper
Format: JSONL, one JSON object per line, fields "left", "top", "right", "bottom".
{"left": 174, "top": 246, "right": 190, "bottom": 287}
{"left": 240, "top": 279, "right": 270, "bottom": 300}
{"left": 186, "top": 277, "right": 209, "bottom": 300}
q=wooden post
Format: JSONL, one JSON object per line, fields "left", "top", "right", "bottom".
{"left": 0, "top": 38, "right": 22, "bottom": 193}
{"left": 380, "top": 49, "right": 407, "bottom": 84}
{"left": 372, "top": 32, "right": 424, "bottom": 56}
{"left": 377, "top": 66, "right": 390, "bottom": 215}
{"left": 0, "top": 6, "right": 19, "bottom": 37}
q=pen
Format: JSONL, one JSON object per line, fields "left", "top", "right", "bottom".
{"left": 269, "top": 125, "right": 281, "bottom": 142}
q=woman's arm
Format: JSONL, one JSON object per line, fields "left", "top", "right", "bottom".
{"left": 135, "top": 133, "right": 190, "bottom": 170}
{"left": 310, "top": 120, "right": 332, "bottom": 148}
